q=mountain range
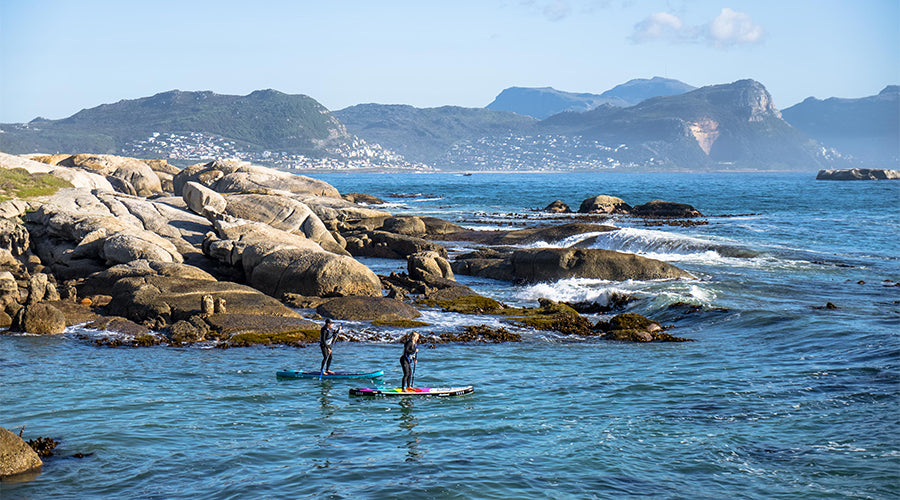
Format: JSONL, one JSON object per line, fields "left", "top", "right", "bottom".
{"left": 1, "top": 77, "right": 895, "bottom": 172}
{"left": 485, "top": 77, "right": 697, "bottom": 119}
{"left": 781, "top": 86, "right": 899, "bottom": 167}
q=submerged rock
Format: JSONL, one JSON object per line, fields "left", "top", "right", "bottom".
{"left": 0, "top": 427, "right": 43, "bottom": 478}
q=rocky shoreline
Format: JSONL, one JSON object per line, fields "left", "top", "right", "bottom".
{"left": 0, "top": 151, "right": 704, "bottom": 355}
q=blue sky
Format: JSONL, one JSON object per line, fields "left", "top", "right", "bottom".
{"left": 0, "top": 0, "right": 897, "bottom": 123}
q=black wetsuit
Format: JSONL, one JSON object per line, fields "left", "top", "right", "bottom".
{"left": 400, "top": 337, "right": 417, "bottom": 388}
{"left": 320, "top": 323, "right": 338, "bottom": 373}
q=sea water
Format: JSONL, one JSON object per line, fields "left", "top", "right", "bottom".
{"left": 2, "top": 172, "right": 898, "bottom": 499}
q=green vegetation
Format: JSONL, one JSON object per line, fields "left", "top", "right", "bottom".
{"left": 439, "top": 325, "right": 521, "bottom": 343}
{"left": 1, "top": 89, "right": 347, "bottom": 156}
{"left": 226, "top": 328, "right": 320, "bottom": 347}
{"left": 0, "top": 168, "right": 72, "bottom": 201}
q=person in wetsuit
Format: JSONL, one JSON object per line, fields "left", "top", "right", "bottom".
{"left": 400, "top": 331, "right": 419, "bottom": 390}
{"left": 320, "top": 319, "right": 341, "bottom": 375}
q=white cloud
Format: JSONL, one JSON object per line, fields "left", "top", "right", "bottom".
{"left": 706, "top": 8, "right": 764, "bottom": 46}
{"left": 630, "top": 7, "right": 764, "bottom": 48}
{"left": 630, "top": 12, "right": 685, "bottom": 43}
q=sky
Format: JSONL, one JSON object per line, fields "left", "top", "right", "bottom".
{"left": 0, "top": 0, "right": 897, "bottom": 123}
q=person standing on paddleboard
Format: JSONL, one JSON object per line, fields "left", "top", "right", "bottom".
{"left": 320, "top": 319, "right": 341, "bottom": 375}
{"left": 400, "top": 331, "right": 419, "bottom": 390}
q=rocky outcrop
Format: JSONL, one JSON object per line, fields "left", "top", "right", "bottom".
{"left": 344, "top": 230, "right": 447, "bottom": 260}
{"left": 595, "top": 312, "right": 691, "bottom": 342}
{"left": 454, "top": 247, "right": 693, "bottom": 283}
{"left": 816, "top": 168, "right": 900, "bottom": 180}
{"left": 9, "top": 303, "right": 67, "bottom": 334}
{"left": 631, "top": 200, "right": 702, "bottom": 218}
{"left": 408, "top": 250, "right": 454, "bottom": 282}
{"left": 49, "top": 154, "right": 163, "bottom": 197}
{"left": 436, "top": 223, "right": 616, "bottom": 246}
{"left": 381, "top": 216, "right": 426, "bottom": 236}
{"left": 0, "top": 426, "right": 42, "bottom": 478}
{"left": 173, "top": 159, "right": 340, "bottom": 198}
{"left": 544, "top": 200, "right": 572, "bottom": 213}
{"left": 316, "top": 296, "right": 421, "bottom": 321}
{"left": 578, "top": 195, "right": 631, "bottom": 214}
{"left": 183, "top": 181, "right": 227, "bottom": 217}
{"left": 221, "top": 193, "right": 347, "bottom": 255}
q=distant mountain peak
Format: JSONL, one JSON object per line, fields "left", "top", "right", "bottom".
{"left": 486, "top": 77, "right": 696, "bottom": 119}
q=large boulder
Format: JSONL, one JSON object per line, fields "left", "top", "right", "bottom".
{"left": 544, "top": 200, "right": 572, "bottom": 213}
{"left": 0, "top": 217, "right": 30, "bottom": 256}
{"left": 0, "top": 426, "right": 42, "bottom": 478}
{"left": 510, "top": 248, "right": 694, "bottom": 283}
{"left": 296, "top": 196, "right": 392, "bottom": 231}
{"left": 9, "top": 303, "right": 67, "bottom": 334}
{"left": 381, "top": 216, "right": 427, "bottom": 236}
{"left": 173, "top": 159, "right": 340, "bottom": 198}
{"left": 408, "top": 251, "right": 454, "bottom": 282}
{"left": 80, "top": 260, "right": 217, "bottom": 297}
{"left": 578, "top": 195, "right": 631, "bottom": 214}
{"left": 183, "top": 181, "right": 227, "bottom": 217}
{"left": 101, "top": 229, "right": 184, "bottom": 265}
{"left": 249, "top": 248, "right": 382, "bottom": 298}
{"left": 107, "top": 274, "right": 302, "bottom": 327}
{"left": 316, "top": 296, "right": 421, "bottom": 321}
{"left": 222, "top": 194, "right": 346, "bottom": 255}
{"left": 631, "top": 200, "right": 702, "bottom": 218}
{"left": 54, "top": 154, "right": 163, "bottom": 197}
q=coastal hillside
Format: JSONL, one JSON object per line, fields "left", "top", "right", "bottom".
{"left": 782, "top": 86, "right": 900, "bottom": 167}
{"left": 0, "top": 90, "right": 421, "bottom": 171}
{"left": 485, "top": 77, "right": 695, "bottom": 119}
{"left": 333, "top": 104, "right": 538, "bottom": 163}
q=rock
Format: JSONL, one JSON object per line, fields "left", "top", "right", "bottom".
{"left": 249, "top": 248, "right": 382, "bottom": 298}
{"left": 342, "top": 192, "right": 385, "bottom": 204}
{"left": 222, "top": 193, "right": 347, "bottom": 255}
{"left": 510, "top": 248, "right": 693, "bottom": 283}
{"left": 316, "top": 296, "right": 421, "bottom": 321}
{"left": 101, "top": 229, "right": 184, "bottom": 265}
{"left": 80, "top": 260, "right": 217, "bottom": 298}
{"left": 631, "top": 200, "right": 702, "bottom": 218}
{"left": 45, "top": 300, "right": 99, "bottom": 326}
{"left": 408, "top": 251, "right": 454, "bottom": 282}
{"left": 578, "top": 195, "right": 631, "bottom": 214}
{"left": 0, "top": 217, "right": 30, "bottom": 256}
{"left": 86, "top": 316, "right": 152, "bottom": 337}
{"left": 544, "top": 200, "right": 572, "bottom": 213}
{"left": 344, "top": 230, "right": 447, "bottom": 259}
{"left": 173, "top": 159, "right": 340, "bottom": 198}
{"left": 0, "top": 426, "right": 42, "bottom": 478}
{"left": 9, "top": 303, "right": 67, "bottom": 334}
{"left": 25, "top": 274, "right": 52, "bottom": 305}
{"left": 381, "top": 216, "right": 426, "bottom": 236}
{"left": 183, "top": 181, "right": 227, "bottom": 217}
{"left": 206, "top": 314, "right": 320, "bottom": 345}
{"left": 436, "top": 223, "right": 616, "bottom": 246}
{"left": 420, "top": 216, "right": 466, "bottom": 235}
{"left": 107, "top": 275, "right": 301, "bottom": 327}
{"left": 297, "top": 196, "right": 392, "bottom": 232}
{"left": 281, "top": 293, "right": 330, "bottom": 309}
{"left": 816, "top": 168, "right": 900, "bottom": 180}
{"left": 55, "top": 154, "right": 163, "bottom": 197}
{"left": 0, "top": 271, "right": 19, "bottom": 310}
{"left": 594, "top": 312, "right": 691, "bottom": 342}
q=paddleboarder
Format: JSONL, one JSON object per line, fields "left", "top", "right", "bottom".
{"left": 320, "top": 319, "right": 341, "bottom": 375}
{"left": 400, "top": 331, "right": 419, "bottom": 390}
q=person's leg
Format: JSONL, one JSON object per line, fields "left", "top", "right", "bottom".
{"left": 320, "top": 345, "right": 330, "bottom": 373}
{"left": 400, "top": 358, "right": 411, "bottom": 388}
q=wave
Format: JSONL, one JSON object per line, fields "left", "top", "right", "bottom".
{"left": 525, "top": 227, "right": 759, "bottom": 261}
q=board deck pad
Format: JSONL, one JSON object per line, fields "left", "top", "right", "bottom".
{"left": 349, "top": 386, "right": 474, "bottom": 397}
{"left": 276, "top": 370, "right": 384, "bottom": 380}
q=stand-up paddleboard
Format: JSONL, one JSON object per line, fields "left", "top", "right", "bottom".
{"left": 349, "top": 386, "right": 474, "bottom": 397}
{"left": 276, "top": 370, "right": 384, "bottom": 380}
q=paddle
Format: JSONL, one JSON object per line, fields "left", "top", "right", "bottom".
{"left": 410, "top": 352, "right": 417, "bottom": 389}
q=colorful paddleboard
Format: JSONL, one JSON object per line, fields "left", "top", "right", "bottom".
{"left": 349, "top": 386, "right": 474, "bottom": 397}
{"left": 276, "top": 370, "right": 384, "bottom": 380}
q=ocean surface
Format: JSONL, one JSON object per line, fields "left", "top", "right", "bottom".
{"left": 2, "top": 171, "right": 898, "bottom": 499}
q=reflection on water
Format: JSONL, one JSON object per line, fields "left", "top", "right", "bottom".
{"left": 398, "top": 398, "right": 421, "bottom": 462}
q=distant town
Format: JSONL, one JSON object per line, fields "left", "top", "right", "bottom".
{"left": 121, "top": 131, "right": 433, "bottom": 172}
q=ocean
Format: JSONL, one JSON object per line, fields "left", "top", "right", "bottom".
{"left": 2, "top": 171, "right": 898, "bottom": 499}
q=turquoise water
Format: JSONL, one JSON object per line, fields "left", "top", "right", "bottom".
{"left": 2, "top": 172, "right": 899, "bottom": 499}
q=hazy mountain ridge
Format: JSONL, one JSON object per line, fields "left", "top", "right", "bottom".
{"left": 782, "top": 86, "right": 899, "bottom": 166}
{"left": 485, "top": 77, "right": 696, "bottom": 119}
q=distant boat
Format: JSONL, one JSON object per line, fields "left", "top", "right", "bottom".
{"left": 463, "top": 172, "right": 473, "bottom": 176}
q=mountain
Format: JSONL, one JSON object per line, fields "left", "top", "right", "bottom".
{"left": 781, "top": 86, "right": 899, "bottom": 166}
{"left": 537, "top": 79, "right": 830, "bottom": 170}
{"left": 485, "top": 77, "right": 695, "bottom": 119}
{"left": 0, "top": 90, "right": 424, "bottom": 170}
{"left": 334, "top": 104, "right": 537, "bottom": 163}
